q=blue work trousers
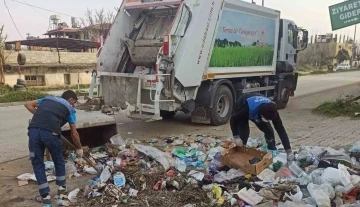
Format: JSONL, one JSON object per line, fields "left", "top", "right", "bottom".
{"left": 28, "top": 128, "right": 66, "bottom": 195}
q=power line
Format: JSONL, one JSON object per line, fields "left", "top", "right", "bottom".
{"left": 22, "top": 0, "right": 48, "bottom": 19}
{"left": 9, "top": 0, "right": 76, "bottom": 17}
{"left": 4, "top": 0, "right": 24, "bottom": 39}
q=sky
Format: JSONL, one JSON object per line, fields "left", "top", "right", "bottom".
{"left": 0, "top": 0, "right": 357, "bottom": 41}
{"left": 216, "top": 9, "right": 276, "bottom": 46}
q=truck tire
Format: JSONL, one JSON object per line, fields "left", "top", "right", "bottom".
{"left": 17, "top": 53, "right": 26, "bottom": 65}
{"left": 276, "top": 85, "right": 290, "bottom": 110}
{"left": 17, "top": 79, "right": 26, "bottom": 86}
{"left": 160, "top": 111, "right": 176, "bottom": 119}
{"left": 210, "top": 85, "right": 233, "bottom": 126}
{"left": 14, "top": 84, "right": 26, "bottom": 91}
{"left": 4, "top": 64, "right": 13, "bottom": 73}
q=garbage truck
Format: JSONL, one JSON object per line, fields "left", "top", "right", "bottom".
{"left": 97, "top": 0, "right": 308, "bottom": 126}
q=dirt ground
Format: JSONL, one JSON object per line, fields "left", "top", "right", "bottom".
{"left": 0, "top": 83, "right": 359, "bottom": 207}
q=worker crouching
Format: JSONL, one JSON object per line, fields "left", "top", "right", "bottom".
{"left": 230, "top": 93, "right": 294, "bottom": 162}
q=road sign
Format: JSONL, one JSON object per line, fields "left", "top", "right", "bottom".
{"left": 329, "top": 0, "right": 360, "bottom": 31}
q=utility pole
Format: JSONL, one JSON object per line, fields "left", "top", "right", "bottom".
{"left": 262, "top": 0, "right": 264, "bottom": 6}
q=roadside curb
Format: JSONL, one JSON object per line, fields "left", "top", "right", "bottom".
{"left": 0, "top": 101, "right": 26, "bottom": 107}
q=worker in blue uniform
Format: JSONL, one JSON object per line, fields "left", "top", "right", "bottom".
{"left": 25, "top": 90, "right": 84, "bottom": 204}
{"left": 230, "top": 93, "right": 294, "bottom": 162}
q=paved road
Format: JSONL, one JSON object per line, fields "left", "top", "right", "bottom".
{"left": 1, "top": 71, "right": 360, "bottom": 163}
{"left": 296, "top": 71, "right": 360, "bottom": 97}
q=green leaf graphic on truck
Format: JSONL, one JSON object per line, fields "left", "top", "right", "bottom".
{"left": 209, "top": 9, "right": 276, "bottom": 67}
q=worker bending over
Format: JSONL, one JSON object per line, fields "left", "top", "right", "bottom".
{"left": 230, "top": 93, "right": 294, "bottom": 162}
{"left": 25, "top": 90, "right": 84, "bottom": 204}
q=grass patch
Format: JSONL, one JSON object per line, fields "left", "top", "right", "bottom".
{"left": 0, "top": 84, "right": 13, "bottom": 95}
{"left": 209, "top": 46, "right": 274, "bottom": 67}
{"left": 0, "top": 91, "right": 48, "bottom": 103}
{"left": 314, "top": 97, "right": 360, "bottom": 117}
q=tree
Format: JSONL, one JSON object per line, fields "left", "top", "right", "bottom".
{"left": 298, "top": 42, "right": 336, "bottom": 69}
{"left": 0, "top": 25, "right": 8, "bottom": 85}
{"left": 80, "top": 8, "right": 115, "bottom": 41}
{"left": 337, "top": 49, "right": 350, "bottom": 64}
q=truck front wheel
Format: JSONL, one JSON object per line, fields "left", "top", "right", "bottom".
{"left": 210, "top": 85, "right": 233, "bottom": 126}
{"left": 276, "top": 87, "right": 290, "bottom": 109}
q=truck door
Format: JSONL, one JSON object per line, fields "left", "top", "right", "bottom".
{"left": 279, "top": 19, "right": 298, "bottom": 67}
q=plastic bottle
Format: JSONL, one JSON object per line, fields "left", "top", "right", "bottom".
{"left": 288, "top": 162, "right": 306, "bottom": 177}
{"left": 334, "top": 196, "right": 343, "bottom": 207}
{"left": 113, "top": 172, "right": 126, "bottom": 187}
{"left": 99, "top": 166, "right": 112, "bottom": 183}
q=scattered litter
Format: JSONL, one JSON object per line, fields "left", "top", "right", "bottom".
{"left": 257, "top": 168, "right": 276, "bottom": 182}
{"left": 44, "top": 161, "right": 54, "bottom": 170}
{"left": 113, "top": 172, "right": 126, "bottom": 187}
{"left": 237, "top": 187, "right": 264, "bottom": 205}
{"left": 110, "top": 134, "right": 125, "bottom": 146}
{"left": 188, "top": 170, "right": 204, "bottom": 181}
{"left": 84, "top": 166, "right": 98, "bottom": 175}
{"left": 15, "top": 135, "right": 360, "bottom": 207}
{"left": 17, "top": 173, "right": 56, "bottom": 182}
{"left": 133, "top": 144, "right": 174, "bottom": 170}
{"left": 68, "top": 188, "right": 80, "bottom": 203}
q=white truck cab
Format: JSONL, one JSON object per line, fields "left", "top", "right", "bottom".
{"left": 97, "top": 0, "right": 308, "bottom": 125}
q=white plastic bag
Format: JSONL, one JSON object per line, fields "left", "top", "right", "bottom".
{"left": 68, "top": 188, "right": 80, "bottom": 203}
{"left": 134, "top": 144, "right": 174, "bottom": 170}
{"left": 307, "top": 183, "right": 335, "bottom": 207}
{"left": 321, "top": 167, "right": 341, "bottom": 187}
{"left": 310, "top": 168, "right": 325, "bottom": 185}
{"left": 284, "top": 186, "right": 303, "bottom": 202}
{"left": 175, "top": 158, "right": 187, "bottom": 172}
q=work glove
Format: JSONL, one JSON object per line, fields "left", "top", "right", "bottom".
{"left": 76, "top": 149, "right": 84, "bottom": 158}
{"left": 233, "top": 136, "right": 244, "bottom": 147}
{"left": 286, "top": 150, "right": 295, "bottom": 163}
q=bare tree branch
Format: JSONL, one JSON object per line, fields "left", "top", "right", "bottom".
{"left": 80, "top": 8, "right": 114, "bottom": 41}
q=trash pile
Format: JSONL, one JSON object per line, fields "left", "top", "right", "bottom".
{"left": 17, "top": 135, "right": 360, "bottom": 206}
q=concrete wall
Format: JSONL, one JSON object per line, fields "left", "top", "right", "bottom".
{"left": 4, "top": 65, "right": 93, "bottom": 86}
{"left": 4, "top": 51, "right": 96, "bottom": 65}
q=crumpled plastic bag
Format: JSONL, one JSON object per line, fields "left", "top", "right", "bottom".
{"left": 259, "top": 183, "right": 297, "bottom": 200}
{"left": 110, "top": 134, "right": 125, "bottom": 146}
{"left": 44, "top": 161, "right": 55, "bottom": 170}
{"left": 307, "top": 183, "right": 335, "bottom": 207}
{"left": 66, "top": 162, "right": 77, "bottom": 176}
{"left": 214, "top": 169, "right": 245, "bottom": 183}
{"left": 17, "top": 173, "right": 56, "bottom": 182}
{"left": 349, "top": 141, "right": 360, "bottom": 153}
{"left": 284, "top": 185, "right": 303, "bottom": 202}
{"left": 134, "top": 144, "right": 174, "bottom": 171}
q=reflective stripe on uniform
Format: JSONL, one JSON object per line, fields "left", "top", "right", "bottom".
{"left": 56, "top": 176, "right": 66, "bottom": 181}
{"left": 39, "top": 183, "right": 49, "bottom": 189}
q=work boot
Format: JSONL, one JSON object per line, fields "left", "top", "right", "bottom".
{"left": 35, "top": 194, "right": 51, "bottom": 204}
{"left": 58, "top": 186, "right": 67, "bottom": 195}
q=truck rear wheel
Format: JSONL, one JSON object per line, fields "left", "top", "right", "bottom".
{"left": 210, "top": 85, "right": 233, "bottom": 126}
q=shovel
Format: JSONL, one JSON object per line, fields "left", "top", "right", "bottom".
{"left": 60, "top": 135, "right": 100, "bottom": 173}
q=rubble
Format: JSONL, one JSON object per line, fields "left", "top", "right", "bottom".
{"left": 15, "top": 134, "right": 360, "bottom": 206}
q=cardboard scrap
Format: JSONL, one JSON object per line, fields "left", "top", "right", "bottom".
{"left": 18, "top": 180, "right": 28, "bottom": 187}
{"left": 237, "top": 188, "right": 264, "bottom": 206}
